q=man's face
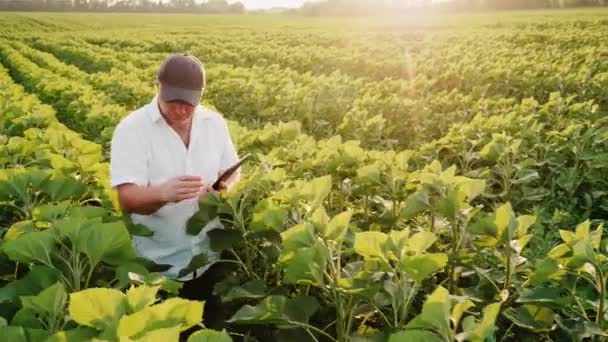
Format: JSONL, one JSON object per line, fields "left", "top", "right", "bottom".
{"left": 157, "top": 96, "right": 196, "bottom": 125}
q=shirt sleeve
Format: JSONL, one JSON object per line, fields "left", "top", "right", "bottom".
{"left": 219, "top": 121, "right": 239, "bottom": 171}
{"left": 110, "top": 121, "right": 148, "bottom": 188}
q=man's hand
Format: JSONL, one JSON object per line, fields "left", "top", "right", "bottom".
{"left": 216, "top": 168, "right": 241, "bottom": 192}
{"left": 159, "top": 176, "right": 204, "bottom": 203}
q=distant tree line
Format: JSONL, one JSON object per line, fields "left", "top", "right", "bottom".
{"left": 295, "top": 0, "right": 608, "bottom": 15}
{"left": 0, "top": 0, "right": 245, "bottom": 13}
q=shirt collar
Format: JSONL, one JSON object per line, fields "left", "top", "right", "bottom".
{"left": 148, "top": 94, "right": 213, "bottom": 124}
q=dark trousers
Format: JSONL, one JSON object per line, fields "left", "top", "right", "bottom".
{"left": 178, "top": 262, "right": 229, "bottom": 341}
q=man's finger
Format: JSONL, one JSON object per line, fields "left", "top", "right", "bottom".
{"left": 177, "top": 181, "right": 204, "bottom": 189}
{"left": 178, "top": 175, "right": 202, "bottom": 182}
{"left": 176, "top": 186, "right": 203, "bottom": 194}
{"left": 176, "top": 190, "right": 202, "bottom": 200}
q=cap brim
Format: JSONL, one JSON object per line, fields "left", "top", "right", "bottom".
{"left": 159, "top": 84, "right": 201, "bottom": 106}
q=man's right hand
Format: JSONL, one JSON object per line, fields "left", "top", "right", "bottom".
{"left": 159, "top": 176, "right": 204, "bottom": 203}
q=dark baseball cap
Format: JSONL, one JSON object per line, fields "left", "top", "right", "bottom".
{"left": 157, "top": 54, "right": 205, "bottom": 106}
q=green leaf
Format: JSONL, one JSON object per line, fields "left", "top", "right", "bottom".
{"left": 134, "top": 326, "right": 182, "bottom": 341}
{"left": 0, "top": 265, "right": 60, "bottom": 306}
{"left": 495, "top": 202, "right": 516, "bottom": 240}
{"left": 178, "top": 253, "right": 209, "bottom": 279}
{"left": 284, "top": 294, "right": 320, "bottom": 323}
{"left": 387, "top": 229, "right": 410, "bottom": 257}
{"left": 1, "top": 229, "right": 56, "bottom": 266}
{"left": 69, "top": 288, "right": 127, "bottom": 331}
{"left": 388, "top": 330, "right": 443, "bottom": 342}
{"left": 401, "top": 254, "right": 448, "bottom": 284}
{"left": 319, "top": 210, "right": 352, "bottom": 242}
{"left": 126, "top": 285, "right": 160, "bottom": 312}
{"left": 76, "top": 221, "right": 137, "bottom": 267}
{"left": 503, "top": 305, "right": 555, "bottom": 333}
{"left": 402, "top": 189, "right": 431, "bottom": 220}
{"left": 459, "top": 179, "right": 486, "bottom": 201}
{"left": 117, "top": 297, "right": 203, "bottom": 337}
{"left": 187, "top": 192, "right": 222, "bottom": 235}
{"left": 250, "top": 200, "right": 288, "bottom": 232}
{"left": 437, "top": 189, "right": 459, "bottom": 222}
{"left": 227, "top": 295, "right": 289, "bottom": 325}
{"left": 0, "top": 325, "right": 50, "bottom": 342}
{"left": 404, "top": 231, "right": 437, "bottom": 255}
{"left": 188, "top": 329, "right": 232, "bottom": 342}
{"left": 463, "top": 303, "right": 501, "bottom": 341}
{"left": 516, "top": 215, "right": 536, "bottom": 237}
{"left": 281, "top": 223, "right": 315, "bottom": 252}
{"left": 20, "top": 282, "right": 66, "bottom": 318}
{"left": 207, "top": 229, "right": 243, "bottom": 252}
{"left": 353, "top": 231, "right": 388, "bottom": 262}
{"left": 512, "top": 169, "right": 540, "bottom": 185}
{"left": 43, "top": 176, "right": 87, "bottom": 202}
{"left": 517, "top": 287, "right": 569, "bottom": 308}
{"left": 305, "top": 175, "right": 332, "bottom": 213}
{"left": 568, "top": 239, "right": 595, "bottom": 268}
{"left": 221, "top": 279, "right": 267, "bottom": 303}
{"left": 284, "top": 242, "right": 328, "bottom": 286}
{"left": 404, "top": 286, "right": 450, "bottom": 339}
{"left": 451, "top": 300, "right": 475, "bottom": 330}
{"left": 526, "top": 258, "right": 566, "bottom": 286}
{"left": 46, "top": 327, "right": 98, "bottom": 342}
{"left": 4, "top": 220, "right": 37, "bottom": 241}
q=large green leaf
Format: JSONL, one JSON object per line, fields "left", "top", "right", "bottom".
{"left": 437, "top": 189, "right": 459, "bottom": 222}
{"left": 404, "top": 231, "right": 437, "bottom": 255}
{"left": 126, "top": 285, "right": 160, "bottom": 313}
{"left": 117, "top": 297, "right": 203, "bottom": 338}
{"left": 401, "top": 254, "right": 448, "bottom": 284}
{"left": 1, "top": 229, "right": 56, "bottom": 266}
{"left": 303, "top": 175, "right": 332, "bottom": 213}
{"left": 221, "top": 279, "right": 267, "bottom": 303}
{"left": 401, "top": 189, "right": 431, "bottom": 220}
{"left": 495, "top": 202, "right": 516, "bottom": 241}
{"left": 354, "top": 231, "right": 388, "bottom": 262}
{"left": 228, "top": 295, "right": 319, "bottom": 325}
{"left": 0, "top": 265, "right": 60, "bottom": 306}
{"left": 458, "top": 303, "right": 501, "bottom": 341}
{"left": 69, "top": 288, "right": 127, "bottom": 331}
{"left": 503, "top": 305, "right": 555, "bottom": 333}
{"left": 319, "top": 210, "right": 352, "bottom": 242}
{"left": 284, "top": 242, "right": 328, "bottom": 286}
{"left": 4, "top": 220, "right": 37, "bottom": 241}
{"left": 20, "top": 282, "right": 67, "bottom": 318}
{"left": 207, "top": 228, "right": 243, "bottom": 252}
{"left": 249, "top": 200, "right": 288, "bottom": 232}
{"left": 388, "top": 330, "right": 443, "bottom": 342}
{"left": 0, "top": 325, "right": 50, "bottom": 342}
{"left": 187, "top": 192, "right": 222, "bottom": 236}
{"left": 75, "top": 221, "right": 137, "bottom": 267}
{"left": 227, "top": 295, "right": 289, "bottom": 325}
{"left": 281, "top": 223, "right": 315, "bottom": 252}
{"left": 178, "top": 253, "right": 209, "bottom": 279}
{"left": 188, "top": 329, "right": 232, "bottom": 342}
{"left": 404, "top": 286, "right": 451, "bottom": 340}
{"left": 46, "top": 327, "right": 98, "bottom": 342}
{"left": 135, "top": 326, "right": 181, "bottom": 341}
{"left": 43, "top": 176, "right": 87, "bottom": 202}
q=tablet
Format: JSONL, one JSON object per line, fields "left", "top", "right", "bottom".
{"left": 212, "top": 153, "right": 252, "bottom": 190}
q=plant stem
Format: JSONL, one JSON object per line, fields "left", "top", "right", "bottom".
{"left": 287, "top": 320, "right": 338, "bottom": 342}
{"left": 596, "top": 268, "right": 605, "bottom": 329}
{"left": 448, "top": 221, "right": 459, "bottom": 293}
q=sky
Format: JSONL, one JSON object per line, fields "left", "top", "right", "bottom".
{"left": 232, "top": 0, "right": 307, "bottom": 9}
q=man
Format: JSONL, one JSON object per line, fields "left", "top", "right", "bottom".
{"left": 110, "top": 53, "right": 240, "bottom": 329}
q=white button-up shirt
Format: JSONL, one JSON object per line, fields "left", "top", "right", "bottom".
{"left": 110, "top": 96, "right": 239, "bottom": 280}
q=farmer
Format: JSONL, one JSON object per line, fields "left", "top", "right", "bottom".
{"left": 109, "top": 53, "right": 240, "bottom": 329}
